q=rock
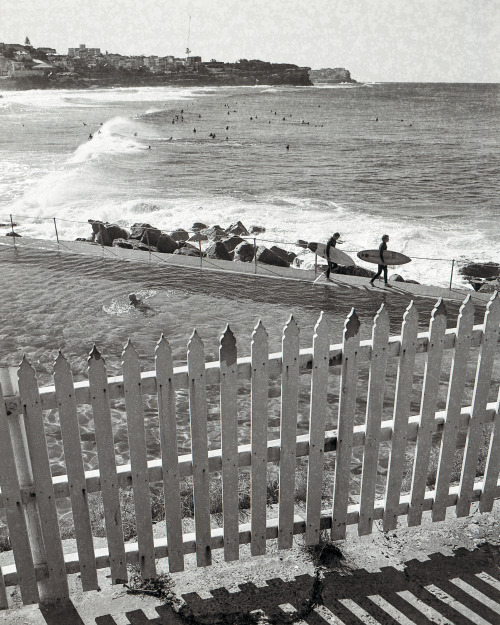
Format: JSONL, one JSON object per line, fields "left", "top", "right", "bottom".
{"left": 296, "top": 239, "right": 308, "bottom": 249}
{"left": 0, "top": 222, "right": 17, "bottom": 227}
{"left": 6, "top": 231, "right": 21, "bottom": 237}
{"left": 256, "top": 246, "right": 290, "bottom": 268}
{"left": 234, "top": 242, "right": 255, "bottom": 263}
{"left": 205, "top": 241, "right": 233, "bottom": 261}
{"left": 222, "top": 236, "right": 244, "bottom": 252}
{"left": 170, "top": 229, "right": 189, "bottom": 242}
{"left": 226, "top": 221, "right": 249, "bottom": 236}
{"left": 249, "top": 225, "right": 266, "bottom": 234}
{"left": 331, "top": 265, "right": 374, "bottom": 278}
{"left": 405, "top": 279, "right": 420, "bottom": 284}
{"left": 200, "top": 225, "right": 227, "bottom": 240}
{"left": 129, "top": 222, "right": 161, "bottom": 246}
{"left": 174, "top": 246, "right": 203, "bottom": 257}
{"left": 112, "top": 238, "right": 150, "bottom": 252}
{"left": 156, "top": 233, "right": 179, "bottom": 254}
{"left": 270, "top": 245, "right": 297, "bottom": 264}
{"left": 459, "top": 262, "right": 500, "bottom": 279}
{"left": 389, "top": 274, "right": 405, "bottom": 282}
{"left": 88, "top": 220, "right": 129, "bottom": 247}
{"left": 191, "top": 222, "right": 208, "bottom": 232}
{"left": 307, "top": 241, "right": 320, "bottom": 253}
{"left": 476, "top": 280, "right": 500, "bottom": 293}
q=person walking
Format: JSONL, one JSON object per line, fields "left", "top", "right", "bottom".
{"left": 370, "top": 234, "right": 390, "bottom": 286}
{"left": 325, "top": 232, "right": 341, "bottom": 280}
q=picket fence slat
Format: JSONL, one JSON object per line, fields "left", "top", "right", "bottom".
{"left": 18, "top": 359, "right": 70, "bottom": 602}
{"left": 88, "top": 348, "right": 128, "bottom": 584}
{"left": 155, "top": 336, "right": 184, "bottom": 572}
{"left": 305, "top": 312, "right": 330, "bottom": 544}
{"left": 358, "top": 304, "right": 389, "bottom": 536}
{"left": 0, "top": 383, "right": 39, "bottom": 605}
{"left": 383, "top": 301, "right": 419, "bottom": 532}
{"left": 408, "top": 299, "right": 447, "bottom": 526}
{"left": 250, "top": 321, "right": 269, "bottom": 556}
{"left": 278, "top": 316, "right": 300, "bottom": 549}
{"left": 332, "top": 309, "right": 361, "bottom": 541}
{"left": 480, "top": 386, "right": 500, "bottom": 512}
{"left": 219, "top": 326, "right": 240, "bottom": 561}
{"left": 122, "top": 341, "right": 156, "bottom": 578}
{"left": 54, "top": 353, "right": 98, "bottom": 591}
{"left": 0, "top": 567, "right": 7, "bottom": 610}
{"left": 187, "top": 331, "right": 212, "bottom": 566}
{"left": 432, "top": 296, "right": 475, "bottom": 521}
{"left": 457, "top": 292, "right": 500, "bottom": 517}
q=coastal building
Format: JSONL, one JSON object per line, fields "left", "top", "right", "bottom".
{"left": 0, "top": 54, "right": 10, "bottom": 76}
{"left": 68, "top": 44, "right": 101, "bottom": 58}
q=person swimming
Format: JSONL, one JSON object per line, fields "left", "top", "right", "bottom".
{"left": 129, "top": 293, "right": 154, "bottom": 314}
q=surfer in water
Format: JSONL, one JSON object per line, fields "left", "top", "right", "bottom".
{"left": 129, "top": 293, "right": 154, "bottom": 314}
{"left": 369, "top": 234, "right": 390, "bottom": 286}
{"left": 325, "top": 232, "right": 341, "bottom": 280}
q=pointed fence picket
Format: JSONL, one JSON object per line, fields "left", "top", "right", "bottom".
{"left": 331, "top": 309, "right": 361, "bottom": 541}
{"left": 278, "top": 316, "right": 300, "bottom": 549}
{"left": 155, "top": 336, "right": 184, "bottom": 572}
{"left": 122, "top": 341, "right": 156, "bottom": 578}
{"left": 358, "top": 304, "right": 389, "bottom": 536}
{"left": 250, "top": 321, "right": 269, "bottom": 556}
{"left": 0, "top": 294, "right": 499, "bottom": 608}
{"left": 88, "top": 348, "right": 128, "bottom": 584}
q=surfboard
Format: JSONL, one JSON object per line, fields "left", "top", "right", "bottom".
{"left": 308, "top": 242, "right": 355, "bottom": 267}
{"left": 357, "top": 249, "right": 411, "bottom": 266}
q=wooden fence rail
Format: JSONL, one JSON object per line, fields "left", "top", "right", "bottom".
{"left": 0, "top": 293, "right": 499, "bottom": 608}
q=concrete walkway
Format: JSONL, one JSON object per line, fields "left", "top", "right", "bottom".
{"left": 0, "top": 236, "right": 493, "bottom": 305}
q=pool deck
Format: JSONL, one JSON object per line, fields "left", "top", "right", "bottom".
{"left": 0, "top": 236, "right": 495, "bottom": 305}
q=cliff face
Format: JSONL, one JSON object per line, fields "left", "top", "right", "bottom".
{"left": 309, "top": 68, "right": 356, "bottom": 84}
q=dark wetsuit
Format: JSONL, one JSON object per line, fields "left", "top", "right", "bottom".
{"left": 371, "top": 241, "right": 388, "bottom": 284}
{"left": 325, "top": 236, "right": 338, "bottom": 278}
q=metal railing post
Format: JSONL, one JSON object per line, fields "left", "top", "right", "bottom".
{"left": 449, "top": 259, "right": 455, "bottom": 291}
{"left": 254, "top": 237, "right": 257, "bottom": 274}
{"left": 314, "top": 253, "right": 317, "bottom": 275}
{"left": 10, "top": 214, "right": 16, "bottom": 248}
{"left": 199, "top": 240, "right": 203, "bottom": 268}
{"left": 53, "top": 218, "right": 60, "bottom": 245}
{"left": 145, "top": 227, "right": 151, "bottom": 260}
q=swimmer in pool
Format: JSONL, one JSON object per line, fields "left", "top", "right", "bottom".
{"left": 129, "top": 293, "right": 155, "bottom": 314}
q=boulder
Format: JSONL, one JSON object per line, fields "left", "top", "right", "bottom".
{"left": 270, "top": 245, "right": 297, "bottom": 264}
{"left": 156, "top": 233, "right": 179, "bottom": 254}
{"left": 307, "top": 241, "right": 320, "bottom": 253}
{"left": 188, "top": 232, "right": 208, "bottom": 243}
{"left": 200, "top": 225, "right": 227, "bottom": 240}
{"left": 389, "top": 274, "right": 405, "bottom": 282}
{"left": 112, "top": 238, "right": 150, "bottom": 252}
{"left": 330, "top": 265, "right": 374, "bottom": 278}
{"left": 256, "top": 246, "right": 290, "bottom": 268}
{"left": 234, "top": 242, "right": 255, "bottom": 263}
{"left": 405, "top": 279, "right": 420, "bottom": 284}
{"left": 222, "top": 236, "right": 244, "bottom": 252}
{"left": 205, "top": 241, "right": 233, "bottom": 261}
{"left": 191, "top": 222, "right": 208, "bottom": 232}
{"left": 459, "top": 262, "right": 500, "bottom": 280}
{"left": 174, "top": 246, "right": 203, "bottom": 257}
{"left": 89, "top": 220, "right": 129, "bottom": 247}
{"left": 296, "top": 239, "right": 309, "bottom": 249}
{"left": 6, "top": 231, "right": 21, "bottom": 237}
{"left": 249, "top": 225, "right": 266, "bottom": 234}
{"left": 475, "top": 279, "right": 500, "bottom": 294}
{"left": 129, "top": 222, "right": 161, "bottom": 246}
{"left": 170, "top": 229, "right": 189, "bottom": 242}
{"left": 226, "top": 221, "right": 249, "bottom": 236}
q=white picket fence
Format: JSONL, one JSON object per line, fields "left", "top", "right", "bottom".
{"left": 0, "top": 293, "right": 499, "bottom": 608}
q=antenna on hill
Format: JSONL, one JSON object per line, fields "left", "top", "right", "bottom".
{"left": 186, "top": 14, "right": 192, "bottom": 58}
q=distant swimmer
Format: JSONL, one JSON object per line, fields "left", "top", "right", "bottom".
{"left": 283, "top": 117, "right": 286, "bottom": 121}
{"left": 226, "top": 125, "right": 229, "bottom": 130}
{"left": 193, "top": 128, "right": 196, "bottom": 133}
{"left": 88, "top": 133, "right": 93, "bottom": 140}
{"left": 82, "top": 122, "right": 88, "bottom": 126}
{"left": 286, "top": 144, "right": 290, "bottom": 150}
{"left": 134, "top": 132, "right": 137, "bottom": 136}
{"left": 148, "top": 145, "right": 151, "bottom": 149}
{"left": 199, "top": 114, "right": 202, "bottom": 118}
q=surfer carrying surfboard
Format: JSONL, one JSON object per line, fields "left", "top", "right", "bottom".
{"left": 325, "top": 232, "right": 341, "bottom": 280}
{"left": 369, "top": 234, "right": 390, "bottom": 286}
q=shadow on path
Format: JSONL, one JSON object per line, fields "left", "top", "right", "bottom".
{"left": 40, "top": 542, "right": 500, "bottom": 624}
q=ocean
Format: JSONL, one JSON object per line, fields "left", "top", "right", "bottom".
{"left": 0, "top": 82, "right": 498, "bottom": 476}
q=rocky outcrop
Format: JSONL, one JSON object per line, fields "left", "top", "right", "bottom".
{"left": 459, "top": 262, "right": 500, "bottom": 280}
{"left": 256, "top": 246, "right": 290, "bottom": 268}
{"left": 88, "top": 220, "right": 129, "bottom": 246}
{"left": 191, "top": 222, "right": 208, "bottom": 232}
{"left": 331, "top": 265, "right": 374, "bottom": 278}
{"left": 227, "top": 221, "right": 249, "bottom": 236}
{"left": 309, "top": 68, "right": 357, "bottom": 84}
{"left": 222, "top": 236, "right": 245, "bottom": 252}
{"left": 170, "top": 229, "right": 189, "bottom": 242}
{"left": 112, "top": 238, "right": 150, "bottom": 251}
{"left": 156, "top": 233, "right": 179, "bottom": 254}
{"left": 389, "top": 274, "right": 405, "bottom": 283}
{"left": 234, "top": 242, "right": 255, "bottom": 263}
{"left": 200, "top": 225, "right": 226, "bottom": 240}
{"left": 249, "top": 225, "right": 266, "bottom": 234}
{"left": 205, "top": 241, "right": 233, "bottom": 261}
{"left": 174, "top": 244, "right": 203, "bottom": 257}
{"left": 270, "top": 245, "right": 297, "bottom": 264}
{"left": 129, "top": 222, "right": 161, "bottom": 245}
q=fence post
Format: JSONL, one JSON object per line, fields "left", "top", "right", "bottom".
{"left": 199, "top": 239, "right": 203, "bottom": 268}
{"left": 449, "top": 259, "right": 455, "bottom": 291}
{"left": 53, "top": 218, "right": 60, "bottom": 245}
{"left": 9, "top": 214, "right": 16, "bottom": 248}
{"left": 0, "top": 366, "right": 50, "bottom": 602}
{"left": 253, "top": 238, "right": 257, "bottom": 274}
{"left": 314, "top": 253, "right": 317, "bottom": 276}
{"left": 145, "top": 227, "right": 151, "bottom": 260}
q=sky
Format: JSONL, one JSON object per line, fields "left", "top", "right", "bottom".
{"left": 1, "top": 0, "right": 499, "bottom": 82}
